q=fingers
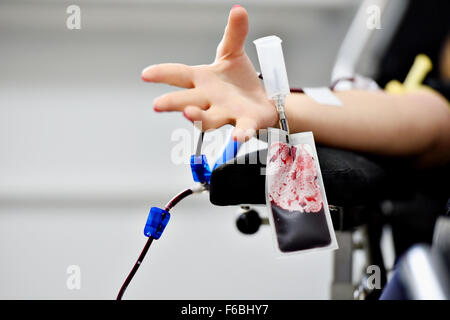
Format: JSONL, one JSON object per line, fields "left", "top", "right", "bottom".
{"left": 232, "top": 117, "right": 257, "bottom": 142}
{"left": 182, "top": 105, "right": 257, "bottom": 142}
{"left": 183, "top": 106, "right": 231, "bottom": 131}
{"left": 216, "top": 5, "right": 249, "bottom": 59}
{"left": 141, "top": 63, "right": 194, "bottom": 88}
{"left": 153, "top": 89, "right": 210, "bottom": 112}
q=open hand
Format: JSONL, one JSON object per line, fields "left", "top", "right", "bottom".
{"left": 141, "top": 5, "right": 278, "bottom": 142}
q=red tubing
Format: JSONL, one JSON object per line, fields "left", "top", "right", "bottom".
{"left": 116, "top": 187, "right": 194, "bottom": 300}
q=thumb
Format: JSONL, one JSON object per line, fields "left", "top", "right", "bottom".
{"left": 216, "top": 5, "right": 249, "bottom": 59}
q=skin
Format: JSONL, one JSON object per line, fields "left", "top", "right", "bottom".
{"left": 142, "top": 6, "right": 450, "bottom": 168}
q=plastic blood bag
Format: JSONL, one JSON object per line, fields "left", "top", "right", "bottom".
{"left": 266, "top": 129, "right": 338, "bottom": 254}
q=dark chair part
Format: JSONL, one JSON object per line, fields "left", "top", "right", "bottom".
{"left": 235, "top": 208, "right": 262, "bottom": 235}
{"left": 210, "top": 146, "right": 395, "bottom": 207}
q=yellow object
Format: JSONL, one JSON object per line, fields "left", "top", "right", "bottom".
{"left": 385, "top": 54, "right": 434, "bottom": 94}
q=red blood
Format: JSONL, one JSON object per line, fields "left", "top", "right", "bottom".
{"left": 267, "top": 142, "right": 323, "bottom": 213}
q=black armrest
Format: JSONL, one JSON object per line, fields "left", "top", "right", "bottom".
{"left": 210, "top": 146, "right": 392, "bottom": 207}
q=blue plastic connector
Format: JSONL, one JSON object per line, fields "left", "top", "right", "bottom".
{"left": 144, "top": 207, "right": 170, "bottom": 239}
{"left": 190, "top": 154, "right": 211, "bottom": 184}
{"left": 213, "top": 139, "right": 242, "bottom": 170}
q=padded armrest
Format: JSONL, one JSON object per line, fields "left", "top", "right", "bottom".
{"left": 210, "top": 146, "right": 400, "bottom": 207}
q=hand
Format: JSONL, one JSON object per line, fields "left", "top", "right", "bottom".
{"left": 141, "top": 5, "right": 278, "bottom": 142}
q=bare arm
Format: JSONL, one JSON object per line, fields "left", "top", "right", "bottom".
{"left": 142, "top": 6, "right": 450, "bottom": 168}
{"left": 285, "top": 90, "right": 450, "bottom": 167}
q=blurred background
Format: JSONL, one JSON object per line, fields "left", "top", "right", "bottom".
{"left": 0, "top": 0, "right": 369, "bottom": 299}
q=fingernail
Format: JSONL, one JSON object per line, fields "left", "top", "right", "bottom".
{"left": 232, "top": 5, "right": 242, "bottom": 9}
{"left": 183, "top": 110, "right": 192, "bottom": 121}
{"left": 233, "top": 128, "right": 243, "bottom": 141}
{"left": 153, "top": 97, "right": 161, "bottom": 111}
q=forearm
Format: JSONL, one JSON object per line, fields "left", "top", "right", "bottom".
{"left": 285, "top": 90, "right": 450, "bottom": 167}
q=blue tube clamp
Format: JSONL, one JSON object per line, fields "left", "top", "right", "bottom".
{"left": 144, "top": 207, "right": 170, "bottom": 239}
{"left": 190, "top": 154, "right": 212, "bottom": 184}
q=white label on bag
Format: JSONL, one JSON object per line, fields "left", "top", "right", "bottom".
{"left": 303, "top": 87, "right": 343, "bottom": 106}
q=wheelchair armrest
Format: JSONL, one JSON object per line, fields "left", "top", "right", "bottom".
{"left": 210, "top": 146, "right": 391, "bottom": 207}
